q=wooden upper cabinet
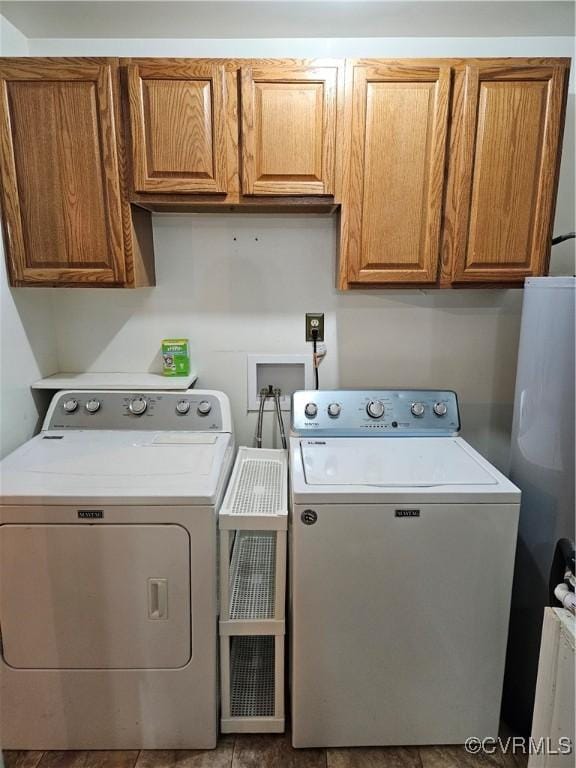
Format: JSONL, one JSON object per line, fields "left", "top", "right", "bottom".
{"left": 128, "top": 60, "right": 231, "bottom": 194}
{"left": 340, "top": 61, "right": 450, "bottom": 286}
{"left": 0, "top": 57, "right": 569, "bottom": 290}
{"left": 0, "top": 60, "right": 128, "bottom": 286}
{"left": 240, "top": 62, "right": 342, "bottom": 196}
{"left": 449, "top": 62, "right": 569, "bottom": 283}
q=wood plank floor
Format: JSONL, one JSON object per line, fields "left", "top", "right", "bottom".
{"left": 3, "top": 734, "right": 529, "bottom": 768}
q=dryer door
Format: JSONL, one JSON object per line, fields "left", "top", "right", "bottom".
{"left": 0, "top": 523, "right": 191, "bottom": 669}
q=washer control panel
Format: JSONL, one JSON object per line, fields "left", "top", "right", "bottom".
{"left": 291, "top": 390, "right": 460, "bottom": 436}
{"left": 45, "top": 390, "right": 227, "bottom": 431}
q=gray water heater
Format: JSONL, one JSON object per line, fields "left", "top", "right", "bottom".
{"left": 504, "top": 276, "right": 575, "bottom": 733}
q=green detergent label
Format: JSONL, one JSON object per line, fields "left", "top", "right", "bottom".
{"left": 162, "top": 339, "right": 190, "bottom": 376}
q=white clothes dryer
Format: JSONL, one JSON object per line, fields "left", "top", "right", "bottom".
{"left": 0, "top": 389, "right": 234, "bottom": 749}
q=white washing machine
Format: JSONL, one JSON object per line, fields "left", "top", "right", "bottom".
{"left": 289, "top": 389, "right": 521, "bottom": 748}
{"left": 0, "top": 389, "right": 234, "bottom": 749}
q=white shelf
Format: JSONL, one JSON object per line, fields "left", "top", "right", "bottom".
{"left": 230, "top": 532, "right": 276, "bottom": 620}
{"left": 219, "top": 446, "right": 287, "bottom": 734}
{"left": 220, "top": 530, "right": 285, "bottom": 635}
{"left": 220, "top": 635, "right": 284, "bottom": 734}
{"left": 32, "top": 372, "right": 198, "bottom": 391}
{"left": 230, "top": 636, "right": 275, "bottom": 717}
{"left": 220, "top": 447, "right": 288, "bottom": 530}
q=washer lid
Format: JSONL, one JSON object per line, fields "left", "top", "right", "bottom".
{"left": 301, "top": 438, "right": 498, "bottom": 487}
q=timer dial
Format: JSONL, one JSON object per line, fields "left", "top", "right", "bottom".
{"left": 366, "top": 400, "right": 385, "bottom": 419}
{"left": 197, "top": 400, "right": 212, "bottom": 416}
{"left": 411, "top": 402, "right": 425, "bottom": 417}
{"left": 129, "top": 396, "right": 148, "bottom": 415}
{"left": 304, "top": 402, "right": 318, "bottom": 419}
{"left": 63, "top": 398, "right": 78, "bottom": 413}
{"left": 176, "top": 400, "right": 190, "bottom": 414}
{"left": 327, "top": 403, "right": 341, "bottom": 418}
{"left": 85, "top": 398, "right": 101, "bottom": 414}
{"left": 433, "top": 401, "right": 448, "bottom": 416}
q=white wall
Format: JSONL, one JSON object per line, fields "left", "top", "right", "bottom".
{"left": 2, "top": 32, "right": 574, "bottom": 468}
{"left": 50, "top": 213, "right": 526, "bottom": 468}
{"left": 24, "top": 35, "right": 576, "bottom": 60}
{"left": 0, "top": 249, "right": 59, "bottom": 457}
{"left": 0, "top": 18, "right": 59, "bottom": 458}
{"left": 0, "top": 14, "right": 28, "bottom": 55}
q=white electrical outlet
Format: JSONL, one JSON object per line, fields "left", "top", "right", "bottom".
{"left": 247, "top": 354, "right": 313, "bottom": 411}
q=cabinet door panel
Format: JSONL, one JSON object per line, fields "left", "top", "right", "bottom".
{"left": 451, "top": 64, "right": 566, "bottom": 282}
{"left": 128, "top": 62, "right": 229, "bottom": 194}
{"left": 241, "top": 63, "right": 341, "bottom": 196}
{"left": 0, "top": 62, "right": 125, "bottom": 285}
{"left": 341, "top": 63, "right": 450, "bottom": 285}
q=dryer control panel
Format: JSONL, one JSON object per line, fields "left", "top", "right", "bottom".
{"left": 44, "top": 390, "right": 232, "bottom": 432}
{"left": 291, "top": 390, "right": 460, "bottom": 437}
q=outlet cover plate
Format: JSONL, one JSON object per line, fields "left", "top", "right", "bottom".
{"left": 306, "top": 313, "right": 324, "bottom": 342}
{"left": 247, "top": 354, "right": 313, "bottom": 411}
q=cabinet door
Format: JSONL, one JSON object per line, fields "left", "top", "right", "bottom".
{"left": 128, "top": 61, "right": 230, "bottom": 194}
{"left": 340, "top": 62, "right": 450, "bottom": 286}
{"left": 241, "top": 62, "right": 341, "bottom": 196}
{"left": 450, "top": 63, "right": 568, "bottom": 283}
{"left": 0, "top": 60, "right": 126, "bottom": 286}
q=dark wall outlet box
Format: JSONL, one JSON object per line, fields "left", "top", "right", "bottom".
{"left": 305, "top": 313, "right": 324, "bottom": 342}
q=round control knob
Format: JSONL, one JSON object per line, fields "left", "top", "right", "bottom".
{"left": 85, "top": 398, "right": 101, "bottom": 414}
{"left": 366, "top": 400, "right": 385, "bottom": 419}
{"left": 197, "top": 400, "right": 212, "bottom": 416}
{"left": 63, "top": 398, "right": 78, "bottom": 413}
{"left": 327, "top": 403, "right": 341, "bottom": 418}
{"left": 304, "top": 402, "right": 318, "bottom": 419}
{"left": 411, "top": 402, "right": 425, "bottom": 417}
{"left": 129, "top": 396, "right": 148, "bottom": 416}
{"left": 433, "top": 401, "right": 448, "bottom": 417}
{"left": 176, "top": 400, "right": 190, "bottom": 415}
